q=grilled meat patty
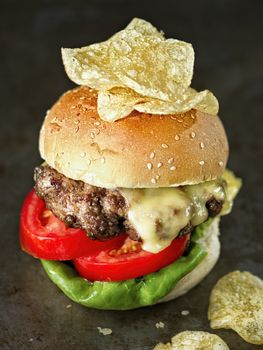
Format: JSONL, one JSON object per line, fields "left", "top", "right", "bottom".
{"left": 34, "top": 164, "right": 223, "bottom": 241}
{"left": 34, "top": 165, "right": 133, "bottom": 240}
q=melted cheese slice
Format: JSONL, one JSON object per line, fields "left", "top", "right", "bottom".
{"left": 121, "top": 188, "right": 192, "bottom": 252}
{"left": 120, "top": 170, "right": 241, "bottom": 253}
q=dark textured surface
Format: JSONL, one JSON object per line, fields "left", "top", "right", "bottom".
{"left": 1, "top": 1, "right": 263, "bottom": 349}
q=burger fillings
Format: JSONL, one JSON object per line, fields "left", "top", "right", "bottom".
{"left": 35, "top": 163, "right": 228, "bottom": 253}
{"left": 20, "top": 18, "right": 241, "bottom": 310}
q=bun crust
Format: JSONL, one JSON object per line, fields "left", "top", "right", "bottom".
{"left": 40, "top": 87, "right": 229, "bottom": 188}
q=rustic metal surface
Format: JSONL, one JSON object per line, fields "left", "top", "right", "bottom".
{"left": 1, "top": 1, "right": 263, "bottom": 349}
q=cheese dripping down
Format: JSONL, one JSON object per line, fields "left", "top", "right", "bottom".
{"left": 120, "top": 170, "right": 241, "bottom": 253}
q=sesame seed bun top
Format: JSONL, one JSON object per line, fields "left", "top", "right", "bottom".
{"left": 39, "top": 87, "right": 229, "bottom": 188}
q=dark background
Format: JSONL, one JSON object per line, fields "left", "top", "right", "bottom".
{"left": 1, "top": 1, "right": 263, "bottom": 349}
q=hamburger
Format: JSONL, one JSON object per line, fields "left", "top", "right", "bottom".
{"left": 20, "top": 18, "right": 241, "bottom": 310}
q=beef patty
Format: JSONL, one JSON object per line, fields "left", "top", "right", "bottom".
{"left": 34, "top": 164, "right": 134, "bottom": 240}
{"left": 34, "top": 164, "right": 223, "bottom": 241}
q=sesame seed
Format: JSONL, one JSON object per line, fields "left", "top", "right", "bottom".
{"left": 50, "top": 116, "right": 58, "bottom": 123}
{"left": 200, "top": 142, "right": 205, "bottom": 149}
{"left": 94, "top": 121, "right": 101, "bottom": 126}
{"left": 170, "top": 166, "right": 176, "bottom": 171}
{"left": 219, "top": 161, "right": 224, "bottom": 167}
{"left": 151, "top": 178, "right": 157, "bottom": 184}
{"left": 157, "top": 162, "right": 163, "bottom": 168}
{"left": 79, "top": 96, "right": 85, "bottom": 100}
{"left": 71, "top": 105, "right": 76, "bottom": 109}
{"left": 168, "top": 158, "right": 174, "bottom": 164}
{"left": 191, "top": 114, "right": 195, "bottom": 119}
{"left": 147, "top": 162, "right": 153, "bottom": 170}
{"left": 80, "top": 152, "right": 86, "bottom": 158}
{"left": 87, "top": 159, "right": 91, "bottom": 165}
{"left": 170, "top": 116, "right": 177, "bottom": 120}
{"left": 161, "top": 143, "right": 168, "bottom": 149}
{"left": 177, "top": 118, "right": 183, "bottom": 123}
{"left": 75, "top": 126, "right": 79, "bottom": 133}
{"left": 174, "top": 135, "right": 180, "bottom": 141}
{"left": 101, "top": 157, "right": 105, "bottom": 164}
{"left": 90, "top": 132, "right": 95, "bottom": 139}
{"left": 155, "top": 175, "right": 160, "bottom": 179}
{"left": 190, "top": 132, "right": 196, "bottom": 138}
{"left": 199, "top": 160, "right": 205, "bottom": 165}
{"left": 150, "top": 152, "right": 155, "bottom": 159}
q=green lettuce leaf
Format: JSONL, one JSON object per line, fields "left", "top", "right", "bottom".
{"left": 41, "top": 242, "right": 206, "bottom": 310}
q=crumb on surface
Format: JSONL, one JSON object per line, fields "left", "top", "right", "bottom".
{"left": 155, "top": 321, "right": 165, "bottom": 329}
{"left": 97, "top": 327, "right": 113, "bottom": 336}
{"left": 181, "top": 310, "right": 190, "bottom": 316}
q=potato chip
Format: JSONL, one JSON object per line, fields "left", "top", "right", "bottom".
{"left": 154, "top": 331, "right": 230, "bottom": 350}
{"left": 98, "top": 88, "right": 218, "bottom": 121}
{"left": 62, "top": 18, "right": 219, "bottom": 121}
{"left": 97, "top": 87, "right": 146, "bottom": 122}
{"left": 62, "top": 43, "right": 120, "bottom": 90}
{"left": 108, "top": 32, "right": 194, "bottom": 101}
{"left": 124, "top": 17, "right": 164, "bottom": 39}
{"left": 135, "top": 89, "right": 218, "bottom": 116}
{"left": 208, "top": 271, "right": 263, "bottom": 345}
{"left": 62, "top": 19, "right": 193, "bottom": 99}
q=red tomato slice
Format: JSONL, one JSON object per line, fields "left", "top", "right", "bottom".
{"left": 74, "top": 235, "right": 189, "bottom": 282}
{"left": 20, "top": 190, "right": 126, "bottom": 260}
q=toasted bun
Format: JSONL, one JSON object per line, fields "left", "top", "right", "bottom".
{"left": 159, "top": 218, "right": 220, "bottom": 303}
{"left": 40, "top": 87, "right": 229, "bottom": 188}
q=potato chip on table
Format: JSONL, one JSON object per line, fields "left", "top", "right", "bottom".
{"left": 208, "top": 271, "right": 263, "bottom": 345}
{"left": 154, "top": 330, "right": 230, "bottom": 350}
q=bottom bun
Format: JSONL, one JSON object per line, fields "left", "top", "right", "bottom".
{"left": 159, "top": 217, "right": 220, "bottom": 303}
